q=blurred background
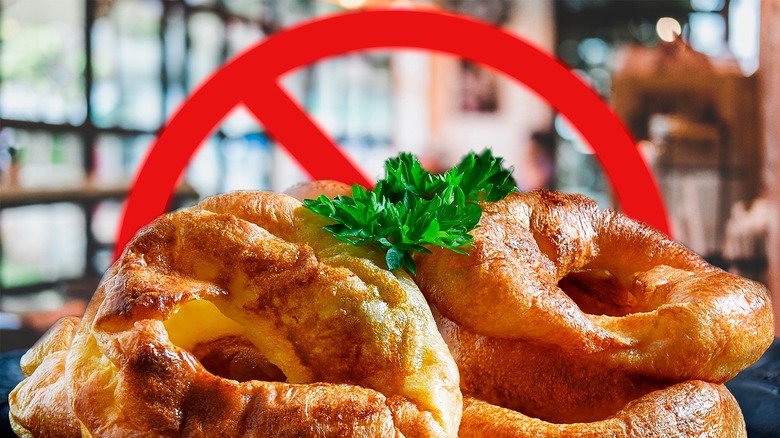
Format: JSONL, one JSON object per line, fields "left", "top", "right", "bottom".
{"left": 1, "top": 0, "right": 778, "bottom": 351}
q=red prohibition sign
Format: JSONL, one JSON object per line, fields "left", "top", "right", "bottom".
{"left": 115, "top": 9, "right": 671, "bottom": 259}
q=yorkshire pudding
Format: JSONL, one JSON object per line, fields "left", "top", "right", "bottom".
{"left": 459, "top": 381, "right": 745, "bottom": 438}
{"left": 9, "top": 190, "right": 462, "bottom": 437}
{"left": 414, "top": 190, "right": 773, "bottom": 433}
{"left": 415, "top": 190, "right": 774, "bottom": 383}
{"left": 437, "top": 311, "right": 746, "bottom": 436}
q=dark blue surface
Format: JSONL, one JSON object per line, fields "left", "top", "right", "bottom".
{"left": 0, "top": 350, "right": 23, "bottom": 438}
{"left": 726, "top": 338, "right": 780, "bottom": 437}
{"left": 1, "top": 341, "right": 779, "bottom": 436}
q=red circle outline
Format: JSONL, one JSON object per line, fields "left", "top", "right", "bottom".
{"left": 115, "top": 9, "right": 670, "bottom": 259}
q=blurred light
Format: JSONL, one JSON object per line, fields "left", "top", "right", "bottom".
{"left": 555, "top": 114, "right": 593, "bottom": 155}
{"left": 588, "top": 67, "right": 611, "bottom": 95}
{"left": 91, "top": 201, "right": 122, "bottom": 245}
{"left": 339, "top": 0, "right": 367, "bottom": 9}
{"left": 554, "top": 114, "right": 577, "bottom": 142}
{"left": 578, "top": 38, "right": 610, "bottom": 65}
{"left": 729, "top": 0, "right": 760, "bottom": 75}
{"left": 389, "top": 0, "right": 415, "bottom": 10}
{"left": 691, "top": 0, "right": 725, "bottom": 12}
{"left": 689, "top": 12, "right": 726, "bottom": 56}
{"left": 656, "top": 17, "right": 682, "bottom": 42}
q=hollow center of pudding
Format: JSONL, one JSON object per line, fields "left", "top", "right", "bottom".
{"left": 558, "top": 269, "right": 638, "bottom": 317}
{"left": 192, "top": 335, "right": 286, "bottom": 382}
{"left": 164, "top": 299, "right": 285, "bottom": 382}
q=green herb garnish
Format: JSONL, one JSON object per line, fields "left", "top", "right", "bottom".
{"left": 303, "top": 149, "right": 517, "bottom": 274}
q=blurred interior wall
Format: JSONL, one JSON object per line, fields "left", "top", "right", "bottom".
{"left": 427, "top": 0, "right": 555, "bottom": 174}
{"left": 761, "top": 0, "right": 780, "bottom": 335}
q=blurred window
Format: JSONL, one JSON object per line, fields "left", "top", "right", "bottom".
{"left": 1, "top": 0, "right": 86, "bottom": 124}
{"left": 92, "top": 1, "right": 164, "bottom": 130}
{"left": 0, "top": 0, "right": 395, "bottom": 298}
{"left": 0, "top": 203, "right": 86, "bottom": 288}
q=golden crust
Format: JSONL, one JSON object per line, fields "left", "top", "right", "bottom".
{"left": 9, "top": 317, "right": 83, "bottom": 438}
{"left": 9, "top": 184, "right": 772, "bottom": 437}
{"left": 413, "top": 190, "right": 772, "bottom": 436}
{"left": 10, "top": 190, "right": 461, "bottom": 437}
{"left": 415, "top": 190, "right": 774, "bottom": 383}
{"left": 436, "top": 312, "right": 663, "bottom": 424}
{"left": 459, "top": 381, "right": 746, "bottom": 438}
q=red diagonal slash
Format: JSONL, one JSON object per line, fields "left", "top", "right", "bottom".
{"left": 115, "top": 9, "right": 671, "bottom": 259}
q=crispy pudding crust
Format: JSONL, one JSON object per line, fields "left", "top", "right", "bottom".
{"left": 9, "top": 190, "right": 461, "bottom": 438}
{"left": 414, "top": 190, "right": 773, "bottom": 436}
{"left": 9, "top": 186, "right": 773, "bottom": 438}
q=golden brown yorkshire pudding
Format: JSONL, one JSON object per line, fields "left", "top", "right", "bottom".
{"left": 415, "top": 190, "right": 774, "bottom": 384}
{"left": 459, "top": 381, "right": 746, "bottom": 438}
{"left": 413, "top": 190, "right": 772, "bottom": 434}
{"left": 10, "top": 190, "right": 462, "bottom": 438}
{"left": 436, "top": 311, "right": 746, "bottom": 433}
{"left": 8, "top": 317, "right": 83, "bottom": 437}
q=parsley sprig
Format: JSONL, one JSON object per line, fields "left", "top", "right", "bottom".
{"left": 303, "top": 150, "right": 517, "bottom": 274}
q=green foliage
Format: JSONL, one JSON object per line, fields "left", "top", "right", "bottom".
{"left": 303, "top": 150, "right": 517, "bottom": 274}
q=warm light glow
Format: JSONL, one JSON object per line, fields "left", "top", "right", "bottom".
{"left": 389, "top": 0, "right": 415, "bottom": 9}
{"left": 339, "top": 0, "right": 367, "bottom": 9}
{"left": 656, "top": 17, "right": 682, "bottom": 42}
